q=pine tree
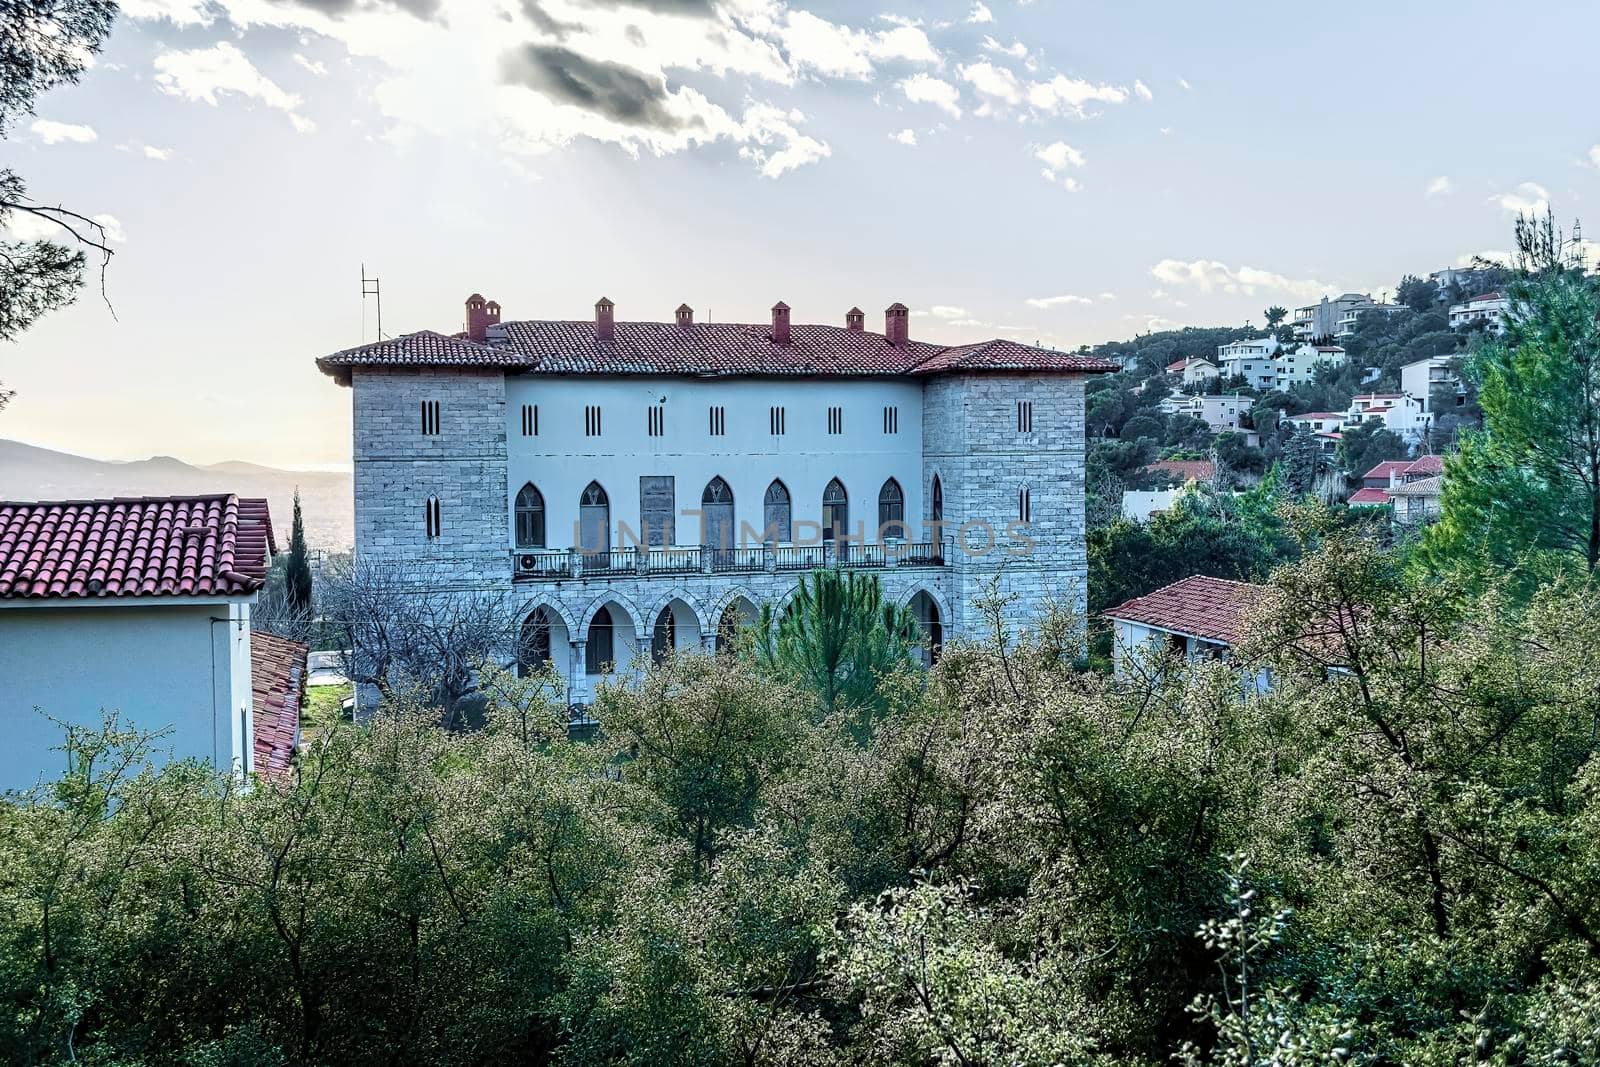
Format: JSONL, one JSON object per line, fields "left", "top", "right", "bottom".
{"left": 1280, "top": 429, "right": 1322, "bottom": 496}
{"left": 286, "top": 489, "right": 313, "bottom": 618}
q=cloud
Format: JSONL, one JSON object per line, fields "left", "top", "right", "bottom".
{"left": 967, "top": 2, "right": 993, "bottom": 23}
{"left": 1425, "top": 175, "right": 1452, "bottom": 198}
{"left": 890, "top": 127, "right": 916, "bottom": 146}
{"left": 979, "top": 35, "right": 1026, "bottom": 59}
{"left": 502, "top": 44, "right": 689, "bottom": 129}
{"left": 737, "top": 103, "right": 829, "bottom": 178}
{"left": 1588, "top": 144, "right": 1600, "bottom": 169}
{"left": 92, "top": 214, "right": 127, "bottom": 243}
{"left": 30, "top": 119, "right": 97, "bottom": 144}
{"left": 776, "top": 10, "right": 938, "bottom": 80}
{"left": 143, "top": 145, "right": 171, "bottom": 160}
{"left": 1034, "top": 140, "right": 1084, "bottom": 190}
{"left": 1491, "top": 181, "right": 1549, "bottom": 216}
{"left": 293, "top": 53, "right": 328, "bottom": 75}
{"left": 929, "top": 305, "right": 967, "bottom": 318}
{"left": 1026, "top": 74, "right": 1127, "bottom": 114}
{"left": 1133, "top": 79, "right": 1151, "bottom": 101}
{"left": 959, "top": 60, "right": 1021, "bottom": 110}
{"left": 1025, "top": 293, "right": 1092, "bottom": 308}
{"left": 898, "top": 73, "right": 961, "bottom": 118}
{"left": 1177, "top": 76, "right": 1191, "bottom": 90}
{"left": 1098, "top": 292, "right": 1116, "bottom": 301}
{"left": 154, "top": 42, "right": 314, "bottom": 131}
{"left": 1150, "top": 258, "right": 1331, "bottom": 300}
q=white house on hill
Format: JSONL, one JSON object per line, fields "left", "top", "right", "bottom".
{"left": 0, "top": 494, "right": 299, "bottom": 791}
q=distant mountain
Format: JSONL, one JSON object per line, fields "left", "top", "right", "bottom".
{"left": 0, "top": 439, "right": 353, "bottom": 551}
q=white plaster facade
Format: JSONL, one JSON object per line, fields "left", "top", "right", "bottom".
{"left": 0, "top": 598, "right": 256, "bottom": 791}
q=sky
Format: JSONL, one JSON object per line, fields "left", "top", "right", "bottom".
{"left": 3, "top": 0, "right": 1598, "bottom": 470}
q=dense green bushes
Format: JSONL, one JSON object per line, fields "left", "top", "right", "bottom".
{"left": 7, "top": 537, "right": 1600, "bottom": 1064}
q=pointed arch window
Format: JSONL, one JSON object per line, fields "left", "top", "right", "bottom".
{"left": 878, "top": 478, "right": 906, "bottom": 541}
{"left": 930, "top": 475, "right": 943, "bottom": 525}
{"left": 822, "top": 478, "right": 849, "bottom": 544}
{"left": 579, "top": 481, "right": 610, "bottom": 557}
{"left": 701, "top": 476, "right": 735, "bottom": 555}
{"left": 515, "top": 483, "right": 546, "bottom": 548}
{"left": 763, "top": 480, "right": 791, "bottom": 543}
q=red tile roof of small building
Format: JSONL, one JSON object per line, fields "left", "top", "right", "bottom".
{"left": 1363, "top": 459, "right": 1411, "bottom": 481}
{"left": 1166, "top": 358, "right": 1188, "bottom": 372}
{"left": 317, "top": 319, "right": 1118, "bottom": 380}
{"left": 0, "top": 494, "right": 273, "bottom": 600}
{"left": 1144, "top": 459, "right": 1215, "bottom": 482}
{"left": 1403, "top": 454, "right": 1445, "bottom": 477}
{"left": 1388, "top": 474, "right": 1444, "bottom": 497}
{"left": 1348, "top": 487, "right": 1393, "bottom": 505}
{"left": 1298, "top": 411, "right": 1346, "bottom": 420}
{"left": 1103, "top": 575, "right": 1267, "bottom": 645}
{"left": 251, "top": 631, "right": 307, "bottom": 780}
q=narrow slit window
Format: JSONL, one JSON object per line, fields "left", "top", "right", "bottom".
{"left": 827, "top": 406, "right": 843, "bottom": 435}
{"left": 709, "top": 406, "right": 726, "bottom": 436}
{"left": 770, "top": 406, "right": 786, "bottom": 435}
{"left": 425, "top": 496, "right": 442, "bottom": 539}
{"left": 1018, "top": 486, "right": 1031, "bottom": 524}
{"left": 1016, "top": 400, "right": 1033, "bottom": 433}
{"left": 647, "top": 405, "right": 665, "bottom": 437}
{"left": 585, "top": 405, "right": 603, "bottom": 437}
{"left": 520, "top": 404, "right": 539, "bottom": 436}
{"left": 883, "top": 406, "right": 899, "bottom": 434}
{"left": 421, "top": 400, "right": 441, "bottom": 436}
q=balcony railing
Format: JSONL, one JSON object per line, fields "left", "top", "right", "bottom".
{"left": 513, "top": 539, "right": 951, "bottom": 581}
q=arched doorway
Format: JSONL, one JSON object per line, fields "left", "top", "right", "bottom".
{"left": 586, "top": 606, "right": 614, "bottom": 673}
{"left": 716, "top": 596, "right": 759, "bottom": 654}
{"left": 651, "top": 606, "right": 675, "bottom": 664}
{"left": 908, "top": 591, "right": 943, "bottom": 666}
{"left": 579, "top": 481, "right": 609, "bottom": 558}
{"left": 518, "top": 607, "right": 552, "bottom": 676}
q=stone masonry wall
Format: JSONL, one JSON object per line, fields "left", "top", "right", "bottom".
{"left": 922, "top": 372, "right": 1089, "bottom": 639}
{"left": 351, "top": 367, "right": 512, "bottom": 590}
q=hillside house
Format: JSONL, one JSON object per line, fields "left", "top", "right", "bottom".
{"left": 1103, "top": 575, "right": 1269, "bottom": 682}
{"left": 1401, "top": 355, "right": 1465, "bottom": 413}
{"left": 0, "top": 494, "right": 295, "bottom": 790}
{"left": 1277, "top": 344, "right": 1347, "bottom": 387}
{"left": 1217, "top": 338, "right": 1281, "bottom": 390}
{"left": 1449, "top": 292, "right": 1510, "bottom": 334}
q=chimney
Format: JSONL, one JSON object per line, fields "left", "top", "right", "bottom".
{"left": 885, "top": 302, "right": 909, "bottom": 347}
{"left": 676, "top": 303, "right": 693, "bottom": 328}
{"left": 595, "top": 296, "right": 614, "bottom": 342}
{"left": 845, "top": 306, "right": 865, "bottom": 331}
{"left": 770, "top": 300, "right": 791, "bottom": 345}
{"left": 465, "top": 293, "right": 489, "bottom": 342}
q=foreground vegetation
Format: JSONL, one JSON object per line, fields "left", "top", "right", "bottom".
{"left": 6, "top": 516, "right": 1600, "bottom": 1065}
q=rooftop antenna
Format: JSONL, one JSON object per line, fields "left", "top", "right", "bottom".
{"left": 361, "top": 263, "right": 384, "bottom": 342}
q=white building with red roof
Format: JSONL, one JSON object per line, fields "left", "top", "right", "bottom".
{"left": 318, "top": 295, "right": 1118, "bottom": 708}
{"left": 1448, "top": 291, "right": 1510, "bottom": 334}
{"left": 0, "top": 494, "right": 296, "bottom": 790}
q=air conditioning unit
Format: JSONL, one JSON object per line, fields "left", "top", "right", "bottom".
{"left": 517, "top": 554, "right": 538, "bottom": 573}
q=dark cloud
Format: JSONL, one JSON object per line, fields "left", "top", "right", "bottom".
{"left": 520, "top": 0, "right": 717, "bottom": 40}
{"left": 264, "top": 0, "right": 442, "bottom": 20}
{"left": 501, "top": 45, "right": 694, "bottom": 130}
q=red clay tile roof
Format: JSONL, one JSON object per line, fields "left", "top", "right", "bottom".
{"left": 0, "top": 494, "right": 273, "bottom": 600}
{"left": 1296, "top": 411, "right": 1346, "bottom": 420}
{"left": 1166, "top": 358, "right": 1188, "bottom": 372}
{"left": 317, "top": 319, "right": 1117, "bottom": 380}
{"left": 1144, "top": 459, "right": 1215, "bottom": 482}
{"left": 1348, "top": 487, "right": 1393, "bottom": 505}
{"left": 251, "top": 631, "right": 307, "bottom": 780}
{"left": 1403, "top": 454, "right": 1445, "bottom": 477}
{"left": 1103, "top": 575, "right": 1267, "bottom": 645}
{"left": 1363, "top": 459, "right": 1410, "bottom": 482}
